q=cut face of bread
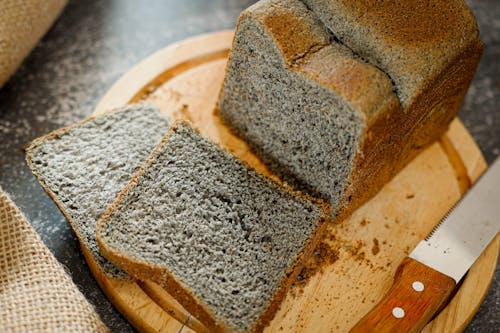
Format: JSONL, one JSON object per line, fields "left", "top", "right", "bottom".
{"left": 97, "top": 121, "right": 329, "bottom": 333}
{"left": 26, "top": 103, "right": 170, "bottom": 278}
{"left": 218, "top": 0, "right": 482, "bottom": 218}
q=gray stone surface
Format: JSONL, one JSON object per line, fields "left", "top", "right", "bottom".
{"left": 0, "top": 0, "right": 497, "bottom": 332}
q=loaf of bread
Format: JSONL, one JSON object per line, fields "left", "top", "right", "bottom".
{"left": 26, "top": 103, "right": 170, "bottom": 278}
{"left": 218, "top": 0, "right": 482, "bottom": 218}
{"left": 96, "top": 121, "right": 329, "bottom": 333}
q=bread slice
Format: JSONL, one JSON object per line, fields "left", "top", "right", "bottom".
{"left": 25, "top": 103, "right": 170, "bottom": 278}
{"left": 218, "top": 0, "right": 482, "bottom": 218}
{"left": 96, "top": 121, "right": 329, "bottom": 333}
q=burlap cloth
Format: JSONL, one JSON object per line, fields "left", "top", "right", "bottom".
{"left": 0, "top": 0, "right": 67, "bottom": 88}
{"left": 0, "top": 187, "right": 108, "bottom": 332}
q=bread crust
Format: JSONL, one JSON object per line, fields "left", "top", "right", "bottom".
{"left": 301, "top": 0, "right": 480, "bottom": 104}
{"left": 339, "top": 37, "right": 483, "bottom": 219}
{"left": 96, "top": 120, "right": 331, "bottom": 333}
{"left": 328, "top": 1, "right": 477, "bottom": 46}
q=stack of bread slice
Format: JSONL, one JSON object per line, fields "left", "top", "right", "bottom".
{"left": 26, "top": 105, "right": 329, "bottom": 332}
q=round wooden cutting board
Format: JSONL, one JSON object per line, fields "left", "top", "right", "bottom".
{"left": 91, "top": 30, "right": 499, "bottom": 333}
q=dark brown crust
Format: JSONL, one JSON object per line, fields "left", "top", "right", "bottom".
{"left": 256, "top": 0, "right": 330, "bottom": 64}
{"left": 96, "top": 119, "right": 331, "bottom": 333}
{"left": 323, "top": 0, "right": 478, "bottom": 51}
{"left": 296, "top": 46, "right": 399, "bottom": 124}
{"left": 337, "top": 37, "right": 483, "bottom": 220}
{"left": 80, "top": 245, "right": 157, "bottom": 333}
{"left": 97, "top": 238, "right": 224, "bottom": 332}
{"left": 250, "top": 202, "right": 329, "bottom": 333}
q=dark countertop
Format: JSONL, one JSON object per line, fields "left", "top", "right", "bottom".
{"left": 0, "top": 0, "right": 498, "bottom": 332}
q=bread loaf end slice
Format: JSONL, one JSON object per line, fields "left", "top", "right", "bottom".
{"left": 26, "top": 103, "right": 170, "bottom": 279}
{"left": 97, "top": 121, "right": 329, "bottom": 333}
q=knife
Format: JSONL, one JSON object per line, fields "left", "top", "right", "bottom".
{"left": 350, "top": 157, "right": 500, "bottom": 333}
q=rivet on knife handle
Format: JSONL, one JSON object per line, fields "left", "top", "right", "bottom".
{"left": 349, "top": 258, "right": 455, "bottom": 333}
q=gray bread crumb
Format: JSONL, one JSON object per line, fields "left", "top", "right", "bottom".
{"left": 97, "top": 121, "right": 328, "bottom": 333}
{"left": 26, "top": 103, "right": 170, "bottom": 279}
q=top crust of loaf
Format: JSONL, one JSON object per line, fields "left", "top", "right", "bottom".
{"left": 244, "top": 0, "right": 331, "bottom": 64}
{"left": 300, "top": 0, "right": 481, "bottom": 104}
{"left": 243, "top": 0, "right": 399, "bottom": 124}
{"left": 297, "top": 46, "right": 400, "bottom": 125}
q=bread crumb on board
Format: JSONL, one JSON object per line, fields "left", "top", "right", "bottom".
{"left": 291, "top": 241, "right": 339, "bottom": 296}
{"left": 290, "top": 224, "right": 392, "bottom": 297}
{"left": 371, "top": 238, "right": 380, "bottom": 256}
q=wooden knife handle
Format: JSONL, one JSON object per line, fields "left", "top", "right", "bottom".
{"left": 349, "top": 258, "right": 456, "bottom": 333}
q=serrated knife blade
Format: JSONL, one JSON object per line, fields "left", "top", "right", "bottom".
{"left": 409, "top": 157, "right": 500, "bottom": 282}
{"left": 351, "top": 157, "right": 500, "bottom": 333}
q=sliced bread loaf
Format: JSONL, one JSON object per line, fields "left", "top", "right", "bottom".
{"left": 218, "top": 0, "right": 482, "bottom": 218}
{"left": 96, "top": 121, "right": 329, "bottom": 333}
{"left": 26, "top": 103, "right": 170, "bottom": 278}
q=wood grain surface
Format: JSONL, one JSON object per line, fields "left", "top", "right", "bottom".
{"left": 91, "top": 31, "right": 499, "bottom": 333}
